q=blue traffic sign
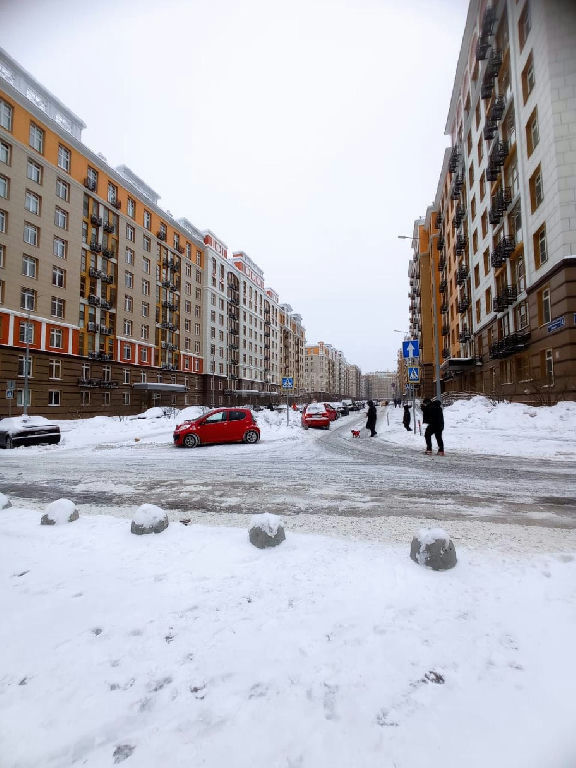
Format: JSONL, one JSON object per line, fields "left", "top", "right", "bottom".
{"left": 282, "top": 377, "right": 294, "bottom": 389}
{"left": 402, "top": 339, "right": 419, "bottom": 359}
{"left": 407, "top": 367, "right": 420, "bottom": 383}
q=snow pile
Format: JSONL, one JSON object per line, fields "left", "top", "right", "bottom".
{"left": 1, "top": 508, "right": 575, "bottom": 767}
{"left": 0, "top": 493, "right": 11, "bottom": 510}
{"left": 135, "top": 407, "right": 169, "bottom": 419}
{"left": 41, "top": 498, "right": 78, "bottom": 525}
{"left": 0, "top": 415, "right": 58, "bottom": 435}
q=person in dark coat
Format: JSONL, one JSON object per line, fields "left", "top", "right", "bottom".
{"left": 421, "top": 398, "right": 444, "bottom": 455}
{"left": 402, "top": 404, "right": 412, "bottom": 431}
{"left": 366, "top": 400, "right": 377, "bottom": 437}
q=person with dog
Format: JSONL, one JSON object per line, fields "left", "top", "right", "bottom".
{"left": 366, "top": 400, "right": 377, "bottom": 437}
{"left": 421, "top": 398, "right": 444, "bottom": 455}
{"left": 402, "top": 404, "right": 412, "bottom": 431}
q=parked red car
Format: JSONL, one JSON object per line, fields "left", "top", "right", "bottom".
{"left": 173, "top": 407, "right": 260, "bottom": 448}
{"left": 323, "top": 403, "right": 339, "bottom": 421}
{"left": 301, "top": 404, "right": 331, "bottom": 430}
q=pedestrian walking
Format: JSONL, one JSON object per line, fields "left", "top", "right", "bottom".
{"left": 402, "top": 404, "right": 412, "bottom": 431}
{"left": 421, "top": 398, "right": 444, "bottom": 455}
{"left": 366, "top": 400, "right": 377, "bottom": 437}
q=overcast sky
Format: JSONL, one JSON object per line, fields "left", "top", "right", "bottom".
{"left": 1, "top": 0, "right": 468, "bottom": 372}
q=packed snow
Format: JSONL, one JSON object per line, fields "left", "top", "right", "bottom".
{"left": 1, "top": 398, "right": 575, "bottom": 766}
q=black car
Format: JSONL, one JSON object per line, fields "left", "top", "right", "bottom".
{"left": 0, "top": 417, "right": 61, "bottom": 449}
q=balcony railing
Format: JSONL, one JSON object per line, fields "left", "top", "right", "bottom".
{"left": 456, "top": 265, "right": 469, "bottom": 284}
{"left": 493, "top": 285, "right": 518, "bottom": 313}
{"left": 455, "top": 235, "right": 467, "bottom": 254}
{"left": 448, "top": 145, "right": 461, "bottom": 174}
{"left": 459, "top": 327, "right": 472, "bottom": 343}
{"left": 457, "top": 297, "right": 470, "bottom": 313}
{"left": 489, "top": 331, "right": 531, "bottom": 359}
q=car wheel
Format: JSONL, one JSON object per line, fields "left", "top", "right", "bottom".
{"left": 5, "top": 437, "right": 13, "bottom": 449}
{"left": 303, "top": 423, "right": 309, "bottom": 430}
{"left": 183, "top": 434, "right": 199, "bottom": 448}
{"left": 244, "top": 429, "right": 259, "bottom": 444}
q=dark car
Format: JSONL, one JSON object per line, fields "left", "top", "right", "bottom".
{"left": 0, "top": 416, "right": 61, "bottom": 449}
{"left": 173, "top": 407, "right": 260, "bottom": 448}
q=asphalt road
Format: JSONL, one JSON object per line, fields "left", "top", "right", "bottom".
{"left": 1, "top": 413, "right": 575, "bottom": 529}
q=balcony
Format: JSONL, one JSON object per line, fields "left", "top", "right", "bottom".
{"left": 436, "top": 212, "right": 444, "bottom": 227}
{"left": 489, "top": 140, "right": 509, "bottom": 168}
{"left": 439, "top": 279, "right": 448, "bottom": 293}
{"left": 161, "top": 363, "right": 178, "bottom": 371}
{"left": 112, "top": 200, "right": 121, "bottom": 210}
{"left": 440, "top": 301, "right": 448, "bottom": 313}
{"left": 489, "top": 331, "right": 531, "bottom": 359}
{"left": 84, "top": 178, "right": 96, "bottom": 191}
{"left": 77, "top": 377, "right": 99, "bottom": 387}
{"left": 442, "top": 348, "right": 451, "bottom": 359}
{"left": 87, "top": 351, "right": 112, "bottom": 361}
{"left": 450, "top": 174, "right": 464, "bottom": 200}
{"left": 459, "top": 327, "right": 472, "bottom": 343}
{"left": 476, "top": 35, "right": 490, "bottom": 62}
{"left": 103, "top": 222, "right": 115, "bottom": 234}
{"left": 457, "top": 297, "right": 470, "bottom": 313}
{"left": 89, "top": 267, "right": 101, "bottom": 279}
{"left": 162, "top": 301, "right": 178, "bottom": 311}
{"left": 88, "top": 294, "right": 101, "bottom": 306}
{"left": 481, "top": 5, "right": 496, "bottom": 37}
{"left": 456, "top": 265, "right": 469, "bottom": 284}
{"left": 157, "top": 230, "right": 167, "bottom": 241}
{"left": 486, "top": 164, "right": 500, "bottom": 182}
{"left": 89, "top": 241, "right": 102, "bottom": 253}
{"left": 438, "top": 255, "right": 446, "bottom": 271}
{"left": 87, "top": 322, "right": 97, "bottom": 332}
{"left": 448, "top": 145, "right": 461, "bottom": 174}
{"left": 100, "top": 299, "right": 112, "bottom": 310}
{"left": 442, "top": 324, "right": 450, "bottom": 336}
{"left": 483, "top": 119, "right": 498, "bottom": 142}
{"left": 488, "top": 95, "right": 506, "bottom": 124}
{"left": 102, "top": 248, "right": 115, "bottom": 259}
{"left": 90, "top": 215, "right": 102, "bottom": 227}
{"left": 493, "top": 285, "right": 518, "bottom": 313}
{"left": 99, "top": 325, "right": 113, "bottom": 335}
{"left": 437, "top": 236, "right": 445, "bottom": 251}
{"left": 455, "top": 235, "right": 467, "bottom": 254}
{"left": 453, "top": 202, "right": 465, "bottom": 229}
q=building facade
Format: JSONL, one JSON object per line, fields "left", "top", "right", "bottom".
{"left": 409, "top": 0, "right": 576, "bottom": 403}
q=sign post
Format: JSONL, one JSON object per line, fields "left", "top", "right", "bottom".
{"left": 282, "top": 377, "right": 294, "bottom": 426}
{"left": 402, "top": 341, "right": 420, "bottom": 438}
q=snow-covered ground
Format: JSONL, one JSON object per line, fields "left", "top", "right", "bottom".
{"left": 1, "top": 398, "right": 576, "bottom": 767}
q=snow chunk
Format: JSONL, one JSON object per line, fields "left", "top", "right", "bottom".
{"left": 41, "top": 498, "right": 79, "bottom": 525}
{"left": 249, "top": 512, "right": 283, "bottom": 536}
{"left": 0, "top": 492, "right": 11, "bottom": 510}
{"left": 249, "top": 513, "right": 286, "bottom": 549}
{"left": 131, "top": 504, "right": 169, "bottom": 535}
{"left": 417, "top": 527, "right": 450, "bottom": 547}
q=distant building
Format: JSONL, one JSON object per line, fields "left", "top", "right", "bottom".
{"left": 362, "top": 371, "right": 396, "bottom": 401}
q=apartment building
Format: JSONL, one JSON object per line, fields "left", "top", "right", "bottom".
{"left": 279, "top": 304, "right": 306, "bottom": 395}
{"left": 411, "top": 0, "right": 576, "bottom": 402}
{"left": 304, "top": 342, "right": 360, "bottom": 400}
{"left": 362, "top": 371, "right": 396, "bottom": 401}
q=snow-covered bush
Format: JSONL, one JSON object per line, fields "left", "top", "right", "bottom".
{"left": 41, "top": 498, "right": 79, "bottom": 525}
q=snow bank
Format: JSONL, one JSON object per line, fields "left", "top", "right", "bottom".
{"left": 0, "top": 415, "right": 58, "bottom": 434}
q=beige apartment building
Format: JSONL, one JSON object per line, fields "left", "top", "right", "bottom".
{"left": 408, "top": 0, "right": 576, "bottom": 402}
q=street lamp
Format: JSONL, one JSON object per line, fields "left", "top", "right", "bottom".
{"left": 397, "top": 234, "right": 442, "bottom": 401}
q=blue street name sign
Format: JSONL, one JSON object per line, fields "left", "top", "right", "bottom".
{"left": 407, "top": 367, "right": 420, "bottom": 383}
{"left": 282, "top": 377, "right": 294, "bottom": 389}
{"left": 402, "top": 339, "right": 420, "bottom": 359}
{"left": 547, "top": 316, "right": 565, "bottom": 333}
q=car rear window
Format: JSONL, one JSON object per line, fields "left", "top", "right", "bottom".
{"left": 306, "top": 405, "right": 326, "bottom": 414}
{"left": 229, "top": 410, "right": 247, "bottom": 421}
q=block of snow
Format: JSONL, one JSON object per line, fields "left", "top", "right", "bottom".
{"left": 131, "top": 504, "right": 169, "bottom": 535}
{"left": 410, "top": 528, "right": 456, "bottom": 571}
{"left": 0, "top": 492, "right": 11, "bottom": 510}
{"left": 249, "top": 513, "right": 286, "bottom": 549}
{"left": 41, "top": 498, "right": 79, "bottom": 525}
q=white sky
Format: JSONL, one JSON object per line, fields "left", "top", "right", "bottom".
{"left": 1, "top": 0, "right": 468, "bottom": 372}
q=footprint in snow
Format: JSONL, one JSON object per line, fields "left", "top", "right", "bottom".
{"left": 323, "top": 683, "right": 338, "bottom": 720}
{"left": 113, "top": 744, "right": 135, "bottom": 763}
{"left": 91, "top": 627, "right": 103, "bottom": 636}
{"left": 148, "top": 676, "right": 172, "bottom": 692}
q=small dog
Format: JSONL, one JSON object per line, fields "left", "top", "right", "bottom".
{"left": 351, "top": 430, "right": 360, "bottom": 438}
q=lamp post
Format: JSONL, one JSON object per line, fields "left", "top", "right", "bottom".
{"left": 397, "top": 234, "right": 442, "bottom": 401}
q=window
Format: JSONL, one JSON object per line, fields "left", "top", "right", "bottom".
{"left": 142, "top": 301, "right": 149, "bottom": 317}
{"left": 543, "top": 348, "right": 554, "bottom": 382}
{"left": 24, "top": 223, "right": 39, "bottom": 246}
{"left": 21, "top": 287, "right": 36, "bottom": 310}
{"left": 474, "top": 264, "right": 480, "bottom": 288}
{"left": 539, "top": 286, "right": 551, "bottom": 324}
{"left": 481, "top": 211, "right": 487, "bottom": 238}
{"left": 515, "top": 299, "right": 529, "bottom": 330}
{"left": 468, "top": 162, "right": 474, "bottom": 187}
{"left": 477, "top": 138, "right": 483, "bottom": 166}
{"left": 29, "top": 123, "right": 44, "bottom": 153}
{"left": 49, "top": 359, "right": 62, "bottom": 379}
{"left": 0, "top": 140, "right": 10, "bottom": 165}
{"left": 124, "top": 319, "right": 133, "bottom": 335}
{"left": 0, "top": 209, "right": 6, "bottom": 233}
{"left": 18, "top": 354, "right": 33, "bottom": 379}
{"left": 107, "top": 182, "right": 117, "bottom": 204}
{"left": 57, "top": 145, "right": 71, "bottom": 172}
{"left": 143, "top": 257, "right": 150, "bottom": 274}
{"left": 0, "top": 243, "right": 4, "bottom": 267}
{"left": 0, "top": 98, "right": 13, "bottom": 130}
{"left": 196, "top": 250, "right": 202, "bottom": 265}
{"left": 522, "top": 53, "right": 535, "bottom": 103}
{"left": 124, "top": 295, "right": 133, "bottom": 312}
{"left": 52, "top": 266, "right": 65, "bottom": 288}
{"left": 54, "top": 207, "right": 68, "bottom": 229}
{"left": 526, "top": 108, "right": 539, "bottom": 156}
{"left": 479, "top": 172, "right": 486, "bottom": 201}
{"left": 123, "top": 344, "right": 132, "bottom": 360}
{"left": 516, "top": 254, "right": 526, "bottom": 293}
{"left": 26, "top": 159, "right": 42, "bottom": 184}
{"left": 56, "top": 178, "right": 70, "bottom": 201}
{"left": 127, "top": 197, "right": 135, "bottom": 218}
{"left": 475, "top": 100, "right": 481, "bottom": 129}
{"left": 25, "top": 190, "right": 40, "bottom": 214}
{"left": 471, "top": 196, "right": 476, "bottom": 220}
{"left": 102, "top": 365, "right": 111, "bottom": 382}
{"left": 475, "top": 299, "right": 481, "bottom": 323}
{"left": 472, "top": 229, "right": 478, "bottom": 253}
{"left": 141, "top": 324, "right": 149, "bottom": 340}
{"left": 194, "top": 322, "right": 201, "bottom": 335}
{"left": 485, "top": 287, "right": 492, "bottom": 314}
{"left": 125, "top": 271, "right": 134, "bottom": 288}
{"left": 142, "top": 279, "right": 150, "bottom": 295}
{"left": 51, "top": 297, "right": 65, "bottom": 318}
{"left": 81, "top": 391, "right": 91, "bottom": 406}
{"left": 143, "top": 210, "right": 151, "bottom": 230}
{"left": 19, "top": 321, "right": 34, "bottom": 344}
{"left": 103, "top": 392, "right": 110, "bottom": 406}
{"left": 519, "top": 2, "right": 531, "bottom": 51}
{"left": 529, "top": 165, "right": 543, "bottom": 211}
{"left": 47, "top": 390, "right": 61, "bottom": 407}
{"left": 22, "top": 255, "right": 38, "bottom": 278}
{"left": 49, "top": 328, "right": 63, "bottom": 348}
{"left": 53, "top": 237, "right": 67, "bottom": 259}
{"left": 125, "top": 247, "right": 135, "bottom": 265}
{"left": 87, "top": 166, "right": 98, "bottom": 188}
{"left": 143, "top": 235, "right": 151, "bottom": 252}
{"left": 123, "top": 392, "right": 131, "bottom": 405}
{"left": 196, "top": 269, "right": 202, "bottom": 283}
{"left": 126, "top": 224, "right": 135, "bottom": 242}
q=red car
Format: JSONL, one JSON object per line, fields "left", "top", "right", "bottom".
{"left": 173, "top": 407, "right": 260, "bottom": 448}
{"left": 323, "top": 403, "right": 339, "bottom": 421}
{"left": 301, "top": 404, "right": 331, "bottom": 430}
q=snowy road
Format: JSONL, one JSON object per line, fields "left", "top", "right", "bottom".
{"left": 1, "top": 411, "right": 575, "bottom": 540}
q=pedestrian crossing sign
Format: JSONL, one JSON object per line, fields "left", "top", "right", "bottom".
{"left": 408, "top": 367, "right": 420, "bottom": 383}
